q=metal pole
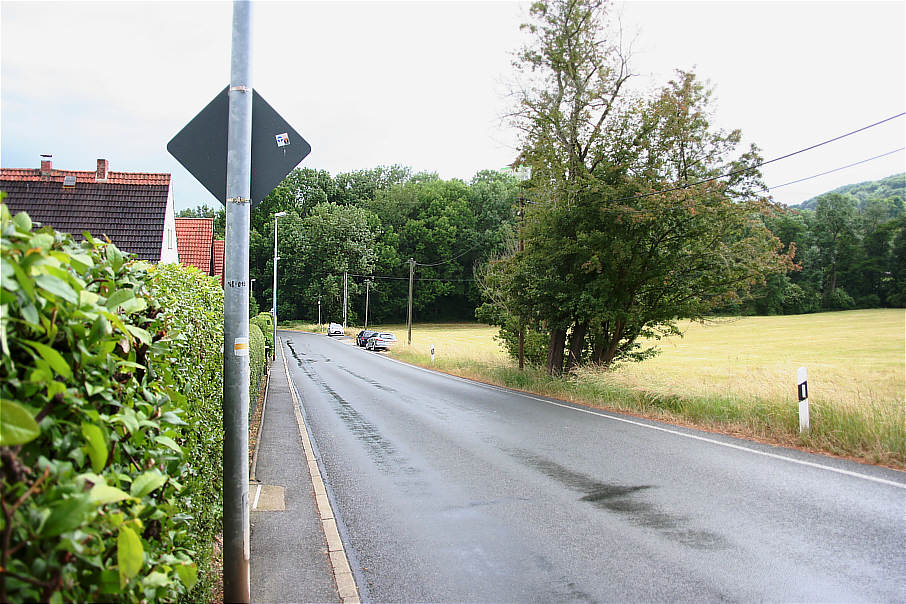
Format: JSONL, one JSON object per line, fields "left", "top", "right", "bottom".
{"left": 272, "top": 212, "right": 286, "bottom": 361}
{"left": 223, "top": 2, "right": 252, "bottom": 602}
{"left": 343, "top": 271, "right": 348, "bottom": 329}
{"left": 364, "top": 280, "right": 370, "bottom": 329}
{"left": 407, "top": 258, "right": 414, "bottom": 345}
{"left": 318, "top": 295, "right": 321, "bottom": 331}
{"left": 518, "top": 178, "right": 526, "bottom": 370}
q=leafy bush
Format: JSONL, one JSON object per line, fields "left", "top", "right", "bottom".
{"left": 144, "top": 263, "right": 224, "bottom": 602}
{"left": 781, "top": 283, "right": 821, "bottom": 314}
{"left": 0, "top": 204, "right": 218, "bottom": 602}
{"left": 250, "top": 312, "right": 273, "bottom": 354}
{"left": 249, "top": 322, "right": 266, "bottom": 416}
{"left": 824, "top": 287, "right": 855, "bottom": 310}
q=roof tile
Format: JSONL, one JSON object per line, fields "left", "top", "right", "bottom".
{"left": 1, "top": 171, "right": 170, "bottom": 261}
{"left": 175, "top": 218, "right": 214, "bottom": 274}
{"left": 212, "top": 240, "right": 224, "bottom": 287}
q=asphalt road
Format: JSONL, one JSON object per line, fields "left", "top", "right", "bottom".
{"left": 281, "top": 330, "right": 905, "bottom": 603}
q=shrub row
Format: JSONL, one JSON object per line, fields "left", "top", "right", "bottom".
{"left": 0, "top": 204, "right": 224, "bottom": 602}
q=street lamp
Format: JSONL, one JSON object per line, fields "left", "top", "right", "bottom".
{"left": 273, "top": 211, "right": 287, "bottom": 360}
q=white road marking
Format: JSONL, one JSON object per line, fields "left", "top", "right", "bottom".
{"left": 253, "top": 483, "right": 262, "bottom": 510}
{"left": 375, "top": 353, "right": 906, "bottom": 490}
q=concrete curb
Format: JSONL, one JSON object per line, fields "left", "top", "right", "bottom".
{"left": 279, "top": 339, "right": 361, "bottom": 604}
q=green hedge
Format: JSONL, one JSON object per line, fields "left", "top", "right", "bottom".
{"left": 250, "top": 312, "right": 273, "bottom": 356}
{"left": 249, "top": 321, "right": 266, "bottom": 417}
{"left": 0, "top": 204, "right": 222, "bottom": 602}
{"left": 144, "top": 262, "right": 224, "bottom": 602}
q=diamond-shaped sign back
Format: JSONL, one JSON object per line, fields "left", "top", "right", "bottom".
{"left": 168, "top": 87, "right": 311, "bottom": 208}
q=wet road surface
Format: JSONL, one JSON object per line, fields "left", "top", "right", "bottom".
{"left": 281, "top": 330, "right": 905, "bottom": 603}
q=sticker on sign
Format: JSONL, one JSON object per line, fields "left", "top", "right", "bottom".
{"left": 275, "top": 133, "right": 290, "bottom": 147}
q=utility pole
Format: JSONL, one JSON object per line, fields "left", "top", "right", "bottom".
{"left": 364, "top": 279, "right": 371, "bottom": 329}
{"left": 518, "top": 192, "right": 525, "bottom": 370}
{"left": 516, "top": 165, "right": 531, "bottom": 370}
{"left": 343, "top": 271, "right": 348, "bottom": 329}
{"left": 407, "top": 258, "right": 414, "bottom": 345}
{"left": 223, "top": 2, "right": 252, "bottom": 601}
{"left": 272, "top": 211, "right": 286, "bottom": 361}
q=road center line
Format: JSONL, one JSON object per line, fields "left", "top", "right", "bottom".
{"left": 376, "top": 353, "right": 906, "bottom": 489}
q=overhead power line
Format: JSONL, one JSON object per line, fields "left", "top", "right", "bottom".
{"left": 415, "top": 242, "right": 485, "bottom": 267}
{"left": 767, "top": 147, "right": 905, "bottom": 191}
{"left": 348, "top": 273, "right": 475, "bottom": 283}
{"left": 603, "top": 112, "right": 905, "bottom": 204}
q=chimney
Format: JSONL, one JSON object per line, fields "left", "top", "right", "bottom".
{"left": 40, "top": 154, "right": 53, "bottom": 174}
{"left": 96, "top": 159, "right": 109, "bottom": 182}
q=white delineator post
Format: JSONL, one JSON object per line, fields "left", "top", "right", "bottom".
{"left": 797, "top": 366, "right": 809, "bottom": 433}
{"left": 431, "top": 344, "right": 435, "bottom": 364}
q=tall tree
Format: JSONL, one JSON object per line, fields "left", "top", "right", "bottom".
{"left": 812, "top": 192, "right": 858, "bottom": 298}
{"left": 485, "top": 0, "right": 793, "bottom": 374}
{"left": 507, "top": 0, "right": 633, "bottom": 372}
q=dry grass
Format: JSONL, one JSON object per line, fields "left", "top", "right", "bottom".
{"left": 602, "top": 311, "right": 903, "bottom": 409}
{"left": 360, "top": 310, "right": 905, "bottom": 468}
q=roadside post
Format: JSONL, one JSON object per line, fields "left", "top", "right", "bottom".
{"left": 797, "top": 366, "right": 809, "bottom": 433}
{"left": 166, "top": 3, "right": 310, "bottom": 600}
{"left": 407, "top": 258, "right": 415, "bottom": 345}
{"left": 431, "top": 344, "right": 435, "bottom": 364}
{"left": 343, "top": 271, "right": 348, "bottom": 329}
{"left": 364, "top": 279, "right": 371, "bottom": 329}
{"left": 273, "top": 211, "right": 287, "bottom": 360}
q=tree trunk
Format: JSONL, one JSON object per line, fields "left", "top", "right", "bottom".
{"left": 592, "top": 321, "right": 608, "bottom": 364}
{"left": 600, "top": 320, "right": 624, "bottom": 368}
{"left": 546, "top": 328, "right": 567, "bottom": 376}
{"left": 564, "top": 320, "right": 589, "bottom": 374}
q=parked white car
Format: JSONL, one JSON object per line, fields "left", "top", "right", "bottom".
{"left": 365, "top": 332, "right": 397, "bottom": 351}
{"left": 327, "top": 322, "right": 344, "bottom": 336}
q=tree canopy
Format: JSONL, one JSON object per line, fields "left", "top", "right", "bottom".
{"left": 480, "top": 0, "right": 793, "bottom": 374}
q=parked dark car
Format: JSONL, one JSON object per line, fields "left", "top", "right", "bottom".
{"left": 355, "top": 329, "right": 378, "bottom": 347}
{"left": 365, "top": 332, "right": 397, "bottom": 351}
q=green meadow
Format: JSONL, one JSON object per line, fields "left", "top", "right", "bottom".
{"left": 284, "top": 310, "right": 905, "bottom": 468}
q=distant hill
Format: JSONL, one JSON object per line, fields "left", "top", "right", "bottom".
{"left": 792, "top": 173, "right": 905, "bottom": 211}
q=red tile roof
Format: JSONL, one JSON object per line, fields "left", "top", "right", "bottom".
{"left": 1, "top": 168, "right": 170, "bottom": 186}
{"left": 175, "top": 218, "right": 214, "bottom": 274}
{"left": 212, "top": 240, "right": 225, "bottom": 286}
{"left": 1, "top": 165, "right": 171, "bottom": 261}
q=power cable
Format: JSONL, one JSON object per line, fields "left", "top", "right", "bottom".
{"left": 767, "top": 147, "right": 905, "bottom": 191}
{"left": 348, "top": 273, "right": 475, "bottom": 283}
{"left": 415, "top": 242, "right": 486, "bottom": 267}
{"left": 598, "top": 112, "right": 905, "bottom": 204}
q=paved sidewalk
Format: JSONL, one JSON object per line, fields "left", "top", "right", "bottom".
{"left": 250, "top": 351, "right": 339, "bottom": 604}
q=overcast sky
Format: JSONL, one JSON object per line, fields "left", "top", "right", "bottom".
{"left": 2, "top": 1, "right": 904, "bottom": 212}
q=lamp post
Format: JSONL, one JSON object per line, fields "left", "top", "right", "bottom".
{"left": 273, "top": 211, "right": 287, "bottom": 360}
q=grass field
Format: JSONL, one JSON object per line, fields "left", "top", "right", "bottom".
{"left": 282, "top": 310, "right": 905, "bottom": 468}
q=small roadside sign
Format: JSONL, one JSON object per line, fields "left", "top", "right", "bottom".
{"left": 167, "top": 87, "right": 311, "bottom": 207}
